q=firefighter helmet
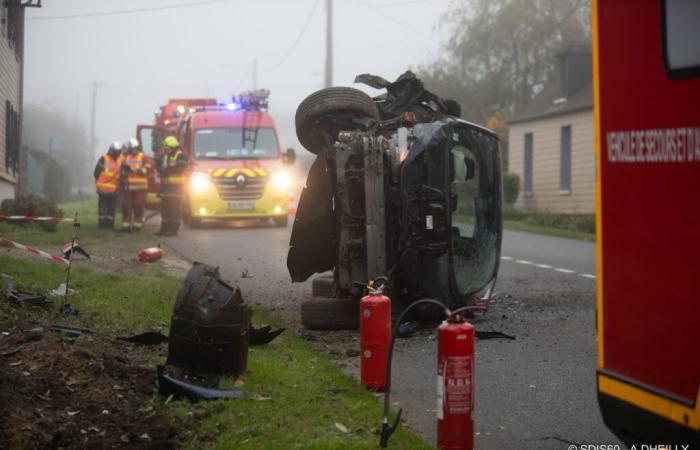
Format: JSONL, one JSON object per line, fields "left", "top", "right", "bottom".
{"left": 128, "top": 138, "right": 140, "bottom": 150}
{"left": 109, "top": 141, "right": 124, "bottom": 152}
{"left": 164, "top": 136, "right": 180, "bottom": 149}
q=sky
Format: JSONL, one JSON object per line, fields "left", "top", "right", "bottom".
{"left": 23, "top": 0, "right": 453, "bottom": 162}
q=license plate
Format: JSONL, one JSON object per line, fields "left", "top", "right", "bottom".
{"left": 228, "top": 201, "right": 255, "bottom": 211}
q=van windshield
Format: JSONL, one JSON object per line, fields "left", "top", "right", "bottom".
{"left": 193, "top": 127, "right": 279, "bottom": 160}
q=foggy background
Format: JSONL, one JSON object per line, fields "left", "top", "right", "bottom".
{"left": 23, "top": 0, "right": 451, "bottom": 164}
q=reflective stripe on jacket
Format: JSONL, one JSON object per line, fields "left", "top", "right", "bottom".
{"left": 119, "top": 152, "right": 150, "bottom": 191}
{"left": 163, "top": 150, "right": 187, "bottom": 186}
{"left": 96, "top": 155, "right": 119, "bottom": 194}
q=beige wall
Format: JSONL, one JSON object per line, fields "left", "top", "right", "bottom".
{"left": 508, "top": 109, "right": 595, "bottom": 214}
{"left": 0, "top": 4, "right": 21, "bottom": 198}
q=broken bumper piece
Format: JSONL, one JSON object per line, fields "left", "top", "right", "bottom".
{"left": 157, "top": 366, "right": 242, "bottom": 402}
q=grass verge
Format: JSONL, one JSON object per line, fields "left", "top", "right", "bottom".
{"left": 503, "top": 219, "right": 596, "bottom": 241}
{"left": 0, "top": 200, "right": 429, "bottom": 449}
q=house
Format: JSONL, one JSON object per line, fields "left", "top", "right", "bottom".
{"left": 0, "top": 1, "right": 25, "bottom": 200}
{"left": 508, "top": 42, "right": 594, "bottom": 214}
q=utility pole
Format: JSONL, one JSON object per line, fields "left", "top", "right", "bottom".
{"left": 89, "top": 82, "right": 98, "bottom": 167}
{"left": 252, "top": 59, "right": 258, "bottom": 90}
{"left": 324, "top": 0, "right": 333, "bottom": 88}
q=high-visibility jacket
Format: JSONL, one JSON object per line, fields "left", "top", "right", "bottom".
{"left": 95, "top": 154, "right": 119, "bottom": 194}
{"left": 162, "top": 150, "right": 187, "bottom": 186}
{"left": 119, "top": 151, "right": 150, "bottom": 191}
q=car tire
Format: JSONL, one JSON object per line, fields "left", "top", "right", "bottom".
{"left": 295, "top": 87, "right": 379, "bottom": 154}
{"left": 273, "top": 216, "right": 289, "bottom": 227}
{"left": 311, "top": 274, "right": 335, "bottom": 297}
{"left": 301, "top": 297, "right": 359, "bottom": 330}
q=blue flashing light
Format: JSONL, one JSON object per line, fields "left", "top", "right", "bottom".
{"left": 226, "top": 102, "right": 240, "bottom": 111}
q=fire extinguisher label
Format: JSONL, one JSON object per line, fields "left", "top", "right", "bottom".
{"left": 443, "top": 356, "right": 472, "bottom": 415}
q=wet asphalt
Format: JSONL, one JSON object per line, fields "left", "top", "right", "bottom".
{"left": 162, "top": 220, "right": 621, "bottom": 449}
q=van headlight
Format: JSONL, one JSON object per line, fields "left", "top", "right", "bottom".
{"left": 190, "top": 172, "right": 214, "bottom": 193}
{"left": 271, "top": 170, "right": 292, "bottom": 191}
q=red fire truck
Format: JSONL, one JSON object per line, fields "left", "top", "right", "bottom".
{"left": 593, "top": 0, "right": 699, "bottom": 445}
{"left": 136, "top": 91, "right": 295, "bottom": 226}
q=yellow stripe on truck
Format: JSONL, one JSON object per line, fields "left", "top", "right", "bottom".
{"left": 255, "top": 168, "right": 267, "bottom": 177}
{"left": 214, "top": 168, "right": 226, "bottom": 177}
{"left": 242, "top": 168, "right": 256, "bottom": 177}
{"left": 225, "top": 168, "right": 238, "bottom": 178}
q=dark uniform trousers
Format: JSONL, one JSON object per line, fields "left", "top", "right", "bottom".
{"left": 97, "top": 193, "right": 118, "bottom": 229}
{"left": 159, "top": 188, "right": 184, "bottom": 235}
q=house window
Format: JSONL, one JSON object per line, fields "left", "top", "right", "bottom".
{"left": 523, "top": 133, "right": 533, "bottom": 194}
{"left": 560, "top": 125, "right": 572, "bottom": 192}
{"left": 5, "top": 101, "right": 20, "bottom": 176}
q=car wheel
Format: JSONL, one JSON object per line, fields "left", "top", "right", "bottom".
{"left": 311, "top": 274, "right": 335, "bottom": 297}
{"left": 273, "top": 216, "right": 288, "bottom": 227}
{"left": 301, "top": 297, "right": 359, "bottom": 330}
{"left": 295, "top": 87, "right": 379, "bottom": 154}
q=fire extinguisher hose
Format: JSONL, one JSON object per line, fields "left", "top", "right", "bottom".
{"left": 379, "top": 298, "right": 450, "bottom": 448}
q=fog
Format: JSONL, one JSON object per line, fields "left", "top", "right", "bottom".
{"left": 23, "top": 0, "right": 451, "bottom": 161}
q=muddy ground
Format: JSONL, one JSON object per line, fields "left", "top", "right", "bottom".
{"left": 0, "top": 323, "right": 177, "bottom": 449}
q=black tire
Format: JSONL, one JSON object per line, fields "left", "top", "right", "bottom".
{"left": 301, "top": 297, "right": 359, "bottom": 330}
{"left": 273, "top": 216, "right": 289, "bottom": 227}
{"left": 311, "top": 274, "right": 335, "bottom": 297}
{"left": 295, "top": 87, "right": 379, "bottom": 154}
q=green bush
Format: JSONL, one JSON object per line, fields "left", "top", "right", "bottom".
{"left": 0, "top": 194, "right": 64, "bottom": 232}
{"left": 502, "top": 172, "right": 520, "bottom": 204}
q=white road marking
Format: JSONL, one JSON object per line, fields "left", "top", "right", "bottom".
{"left": 499, "top": 256, "right": 594, "bottom": 280}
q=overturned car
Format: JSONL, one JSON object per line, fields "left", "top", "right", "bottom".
{"left": 288, "top": 72, "right": 502, "bottom": 329}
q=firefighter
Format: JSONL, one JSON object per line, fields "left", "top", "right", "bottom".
{"left": 93, "top": 141, "right": 123, "bottom": 229}
{"left": 119, "top": 138, "right": 151, "bottom": 232}
{"left": 157, "top": 136, "right": 189, "bottom": 236}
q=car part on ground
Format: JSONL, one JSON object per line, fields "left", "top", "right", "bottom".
{"left": 311, "top": 274, "right": 336, "bottom": 297}
{"left": 117, "top": 331, "right": 170, "bottom": 345}
{"left": 166, "top": 262, "right": 251, "bottom": 378}
{"left": 289, "top": 71, "right": 503, "bottom": 329}
{"left": 249, "top": 325, "right": 285, "bottom": 346}
{"left": 156, "top": 365, "right": 242, "bottom": 402}
{"left": 301, "top": 297, "right": 359, "bottom": 330}
{"left": 3, "top": 280, "right": 52, "bottom": 307}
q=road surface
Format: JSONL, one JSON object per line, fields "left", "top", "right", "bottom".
{"left": 163, "top": 220, "right": 620, "bottom": 449}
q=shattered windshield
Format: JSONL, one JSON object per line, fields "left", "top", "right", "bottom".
{"left": 450, "top": 126, "right": 500, "bottom": 297}
{"left": 193, "top": 127, "right": 279, "bottom": 160}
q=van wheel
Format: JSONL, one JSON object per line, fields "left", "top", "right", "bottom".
{"left": 273, "top": 216, "right": 288, "bottom": 227}
{"left": 301, "top": 297, "right": 359, "bottom": 330}
{"left": 295, "top": 87, "right": 379, "bottom": 154}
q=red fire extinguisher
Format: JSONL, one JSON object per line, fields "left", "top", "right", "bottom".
{"left": 360, "top": 279, "right": 391, "bottom": 391}
{"left": 437, "top": 314, "right": 475, "bottom": 450}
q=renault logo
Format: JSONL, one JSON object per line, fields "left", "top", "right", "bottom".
{"left": 235, "top": 174, "right": 246, "bottom": 186}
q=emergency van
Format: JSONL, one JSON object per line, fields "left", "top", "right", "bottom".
{"left": 137, "top": 91, "right": 295, "bottom": 226}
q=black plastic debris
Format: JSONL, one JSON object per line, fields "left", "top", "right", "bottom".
{"left": 475, "top": 330, "right": 515, "bottom": 340}
{"left": 117, "top": 331, "right": 169, "bottom": 345}
{"left": 59, "top": 303, "right": 79, "bottom": 316}
{"left": 397, "top": 322, "right": 415, "bottom": 338}
{"left": 49, "top": 324, "right": 90, "bottom": 340}
{"left": 157, "top": 366, "right": 242, "bottom": 402}
{"left": 249, "top": 325, "right": 285, "bottom": 346}
{"left": 3, "top": 280, "right": 52, "bottom": 307}
{"left": 166, "top": 262, "right": 251, "bottom": 379}
{"left": 61, "top": 241, "right": 90, "bottom": 259}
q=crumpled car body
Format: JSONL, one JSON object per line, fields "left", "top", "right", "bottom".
{"left": 288, "top": 72, "right": 502, "bottom": 309}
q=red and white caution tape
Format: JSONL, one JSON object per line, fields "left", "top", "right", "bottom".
{"left": 0, "top": 237, "right": 69, "bottom": 266}
{"left": 0, "top": 215, "right": 74, "bottom": 224}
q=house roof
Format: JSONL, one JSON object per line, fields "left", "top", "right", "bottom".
{"left": 508, "top": 80, "right": 592, "bottom": 124}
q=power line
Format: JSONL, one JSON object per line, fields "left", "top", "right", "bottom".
{"left": 27, "top": 0, "right": 233, "bottom": 21}
{"left": 263, "top": 0, "right": 322, "bottom": 72}
{"left": 340, "top": 0, "right": 431, "bottom": 7}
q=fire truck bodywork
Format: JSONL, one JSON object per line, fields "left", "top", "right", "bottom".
{"left": 594, "top": 0, "right": 700, "bottom": 445}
